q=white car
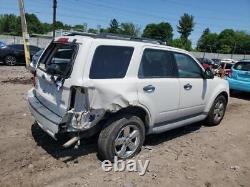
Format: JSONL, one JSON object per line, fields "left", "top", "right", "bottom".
{"left": 221, "top": 58, "right": 237, "bottom": 64}
{"left": 28, "top": 34, "right": 229, "bottom": 161}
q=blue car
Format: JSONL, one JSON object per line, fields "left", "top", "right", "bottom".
{"left": 227, "top": 60, "right": 250, "bottom": 92}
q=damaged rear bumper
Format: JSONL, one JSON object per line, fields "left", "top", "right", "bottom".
{"left": 27, "top": 88, "right": 105, "bottom": 140}
{"left": 28, "top": 89, "right": 61, "bottom": 139}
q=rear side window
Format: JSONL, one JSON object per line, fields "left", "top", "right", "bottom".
{"left": 174, "top": 53, "right": 202, "bottom": 78}
{"left": 89, "top": 46, "right": 134, "bottom": 79}
{"left": 138, "top": 48, "right": 177, "bottom": 78}
{"left": 234, "top": 62, "right": 250, "bottom": 71}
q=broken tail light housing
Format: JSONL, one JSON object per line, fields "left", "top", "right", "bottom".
{"left": 56, "top": 37, "right": 69, "bottom": 44}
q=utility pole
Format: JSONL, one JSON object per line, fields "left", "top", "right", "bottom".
{"left": 18, "top": 0, "right": 30, "bottom": 67}
{"left": 52, "top": 0, "right": 57, "bottom": 38}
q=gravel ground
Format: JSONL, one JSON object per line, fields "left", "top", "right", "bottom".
{"left": 0, "top": 65, "right": 249, "bottom": 187}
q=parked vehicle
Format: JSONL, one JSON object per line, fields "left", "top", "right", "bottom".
{"left": 197, "top": 58, "right": 221, "bottom": 76}
{"left": 211, "top": 58, "right": 221, "bottom": 64}
{"left": 197, "top": 58, "right": 220, "bottom": 69}
{"left": 221, "top": 58, "right": 237, "bottom": 64}
{"left": 220, "top": 62, "right": 234, "bottom": 76}
{"left": 227, "top": 60, "right": 250, "bottom": 92}
{"left": 0, "top": 41, "right": 6, "bottom": 49}
{"left": 0, "top": 44, "right": 41, "bottom": 65}
{"left": 28, "top": 49, "right": 44, "bottom": 74}
{"left": 27, "top": 34, "right": 229, "bottom": 161}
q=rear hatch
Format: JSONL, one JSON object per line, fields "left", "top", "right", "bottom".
{"left": 34, "top": 38, "right": 78, "bottom": 117}
{"left": 231, "top": 61, "right": 250, "bottom": 81}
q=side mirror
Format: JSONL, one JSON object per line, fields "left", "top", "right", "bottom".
{"left": 203, "top": 68, "right": 214, "bottom": 79}
{"left": 46, "top": 63, "right": 63, "bottom": 75}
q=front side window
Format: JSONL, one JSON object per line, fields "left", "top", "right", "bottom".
{"left": 174, "top": 53, "right": 203, "bottom": 78}
{"left": 138, "top": 48, "right": 177, "bottom": 78}
{"left": 89, "top": 46, "right": 134, "bottom": 79}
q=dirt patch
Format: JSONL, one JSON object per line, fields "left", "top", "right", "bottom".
{"left": 0, "top": 66, "right": 249, "bottom": 187}
{"left": 1, "top": 77, "right": 32, "bottom": 85}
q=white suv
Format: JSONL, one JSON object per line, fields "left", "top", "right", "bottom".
{"left": 28, "top": 34, "right": 229, "bottom": 161}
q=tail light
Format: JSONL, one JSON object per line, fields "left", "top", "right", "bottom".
{"left": 56, "top": 37, "right": 69, "bottom": 44}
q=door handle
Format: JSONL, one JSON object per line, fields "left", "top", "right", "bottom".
{"left": 143, "top": 85, "right": 155, "bottom": 93}
{"left": 184, "top": 83, "right": 192, "bottom": 90}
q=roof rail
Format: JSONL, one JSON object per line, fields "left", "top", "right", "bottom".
{"left": 64, "top": 31, "right": 97, "bottom": 37}
{"left": 64, "top": 31, "right": 166, "bottom": 45}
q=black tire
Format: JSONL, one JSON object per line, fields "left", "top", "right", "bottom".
{"left": 5, "top": 55, "right": 17, "bottom": 66}
{"left": 98, "top": 115, "right": 145, "bottom": 161}
{"left": 204, "top": 95, "right": 227, "bottom": 126}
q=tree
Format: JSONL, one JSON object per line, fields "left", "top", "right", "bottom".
{"left": 26, "top": 13, "right": 44, "bottom": 34}
{"left": 0, "top": 14, "right": 21, "bottom": 35}
{"left": 142, "top": 22, "right": 173, "bottom": 43}
{"left": 119, "top": 22, "right": 140, "bottom": 37}
{"left": 233, "top": 31, "right": 250, "bottom": 54}
{"left": 88, "top": 28, "right": 98, "bottom": 34}
{"left": 171, "top": 37, "right": 192, "bottom": 51}
{"left": 72, "top": 24, "right": 84, "bottom": 31}
{"left": 108, "top": 18, "right": 119, "bottom": 34}
{"left": 217, "top": 29, "right": 235, "bottom": 54}
{"left": 177, "top": 13, "right": 195, "bottom": 40}
{"left": 197, "top": 28, "right": 218, "bottom": 52}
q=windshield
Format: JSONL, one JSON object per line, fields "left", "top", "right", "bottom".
{"left": 234, "top": 62, "right": 250, "bottom": 71}
{"left": 38, "top": 43, "right": 77, "bottom": 77}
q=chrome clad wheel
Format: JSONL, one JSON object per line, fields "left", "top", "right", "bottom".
{"left": 98, "top": 115, "right": 145, "bottom": 161}
{"left": 213, "top": 100, "right": 225, "bottom": 123}
{"left": 114, "top": 125, "right": 140, "bottom": 159}
{"left": 205, "top": 95, "right": 227, "bottom": 126}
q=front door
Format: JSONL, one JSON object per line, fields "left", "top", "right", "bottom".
{"left": 173, "top": 52, "right": 207, "bottom": 117}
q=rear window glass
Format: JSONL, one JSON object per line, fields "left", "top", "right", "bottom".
{"left": 89, "top": 46, "right": 134, "bottom": 79}
{"left": 234, "top": 62, "right": 250, "bottom": 71}
{"left": 38, "top": 43, "right": 77, "bottom": 77}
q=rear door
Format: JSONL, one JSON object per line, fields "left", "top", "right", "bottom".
{"left": 35, "top": 41, "right": 78, "bottom": 117}
{"left": 137, "top": 48, "right": 180, "bottom": 124}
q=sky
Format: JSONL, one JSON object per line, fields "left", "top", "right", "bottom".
{"left": 0, "top": 0, "right": 250, "bottom": 47}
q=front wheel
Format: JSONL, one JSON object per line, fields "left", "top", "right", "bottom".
{"left": 98, "top": 115, "right": 145, "bottom": 161}
{"left": 204, "top": 95, "right": 227, "bottom": 126}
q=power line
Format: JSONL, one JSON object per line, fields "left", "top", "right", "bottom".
{"left": 58, "top": 0, "right": 249, "bottom": 29}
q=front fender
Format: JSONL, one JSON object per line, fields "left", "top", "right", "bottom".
{"left": 204, "top": 78, "right": 229, "bottom": 113}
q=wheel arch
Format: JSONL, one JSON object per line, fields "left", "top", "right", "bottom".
{"left": 205, "top": 90, "right": 229, "bottom": 113}
{"left": 103, "top": 105, "right": 151, "bottom": 134}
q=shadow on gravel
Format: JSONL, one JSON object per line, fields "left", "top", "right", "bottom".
{"left": 31, "top": 122, "right": 98, "bottom": 163}
{"left": 1, "top": 77, "right": 32, "bottom": 84}
{"left": 230, "top": 91, "right": 250, "bottom": 101}
{"left": 31, "top": 121, "right": 203, "bottom": 161}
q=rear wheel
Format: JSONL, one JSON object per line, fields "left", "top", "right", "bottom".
{"left": 5, "top": 55, "right": 17, "bottom": 66}
{"left": 204, "top": 95, "right": 227, "bottom": 126}
{"left": 98, "top": 115, "right": 145, "bottom": 161}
